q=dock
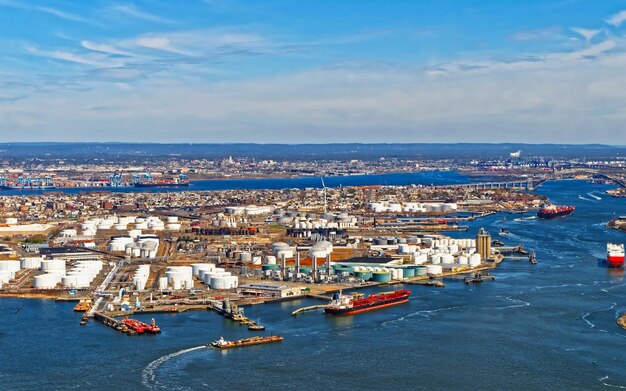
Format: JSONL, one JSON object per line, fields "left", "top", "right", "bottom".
{"left": 292, "top": 305, "right": 327, "bottom": 316}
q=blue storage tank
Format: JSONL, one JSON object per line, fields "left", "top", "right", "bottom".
{"left": 372, "top": 272, "right": 392, "bottom": 283}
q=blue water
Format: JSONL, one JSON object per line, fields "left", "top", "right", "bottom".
{"left": 1, "top": 180, "right": 625, "bottom": 390}
{"left": 0, "top": 171, "right": 469, "bottom": 195}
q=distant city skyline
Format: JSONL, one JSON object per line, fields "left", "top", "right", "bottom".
{"left": 1, "top": 0, "right": 626, "bottom": 143}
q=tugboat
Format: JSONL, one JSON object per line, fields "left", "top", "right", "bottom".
{"left": 73, "top": 299, "right": 92, "bottom": 312}
{"left": 209, "top": 336, "right": 283, "bottom": 349}
{"left": 248, "top": 323, "right": 266, "bottom": 331}
{"left": 607, "top": 243, "right": 625, "bottom": 268}
{"left": 537, "top": 204, "right": 575, "bottom": 219}
{"left": 324, "top": 289, "right": 411, "bottom": 316}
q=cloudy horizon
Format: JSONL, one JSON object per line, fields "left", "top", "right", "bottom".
{"left": 1, "top": 0, "right": 626, "bottom": 143}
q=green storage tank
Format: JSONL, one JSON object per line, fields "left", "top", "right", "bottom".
{"left": 354, "top": 271, "right": 373, "bottom": 281}
{"left": 402, "top": 267, "right": 415, "bottom": 278}
{"left": 372, "top": 271, "right": 392, "bottom": 283}
{"left": 262, "top": 264, "right": 281, "bottom": 271}
{"left": 300, "top": 267, "right": 312, "bottom": 275}
{"left": 415, "top": 266, "right": 427, "bottom": 276}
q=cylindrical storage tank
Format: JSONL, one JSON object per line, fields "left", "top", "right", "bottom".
{"left": 441, "top": 254, "right": 455, "bottom": 264}
{"left": 239, "top": 252, "right": 252, "bottom": 263}
{"left": 166, "top": 223, "right": 181, "bottom": 231}
{"left": 0, "top": 260, "right": 20, "bottom": 272}
{"left": 0, "top": 270, "right": 14, "bottom": 283}
{"left": 171, "top": 279, "right": 182, "bottom": 290}
{"left": 402, "top": 267, "right": 415, "bottom": 278}
{"left": 158, "top": 277, "right": 168, "bottom": 290}
{"left": 128, "top": 229, "right": 142, "bottom": 239}
{"left": 265, "top": 255, "right": 277, "bottom": 265}
{"left": 372, "top": 271, "right": 391, "bottom": 283}
{"left": 398, "top": 244, "right": 411, "bottom": 254}
{"left": 33, "top": 273, "right": 60, "bottom": 289}
{"left": 252, "top": 256, "right": 262, "bottom": 265}
{"left": 20, "top": 257, "right": 42, "bottom": 270}
{"left": 458, "top": 255, "right": 469, "bottom": 265}
{"left": 469, "top": 253, "right": 481, "bottom": 267}
{"left": 167, "top": 216, "right": 179, "bottom": 223}
{"left": 448, "top": 244, "right": 459, "bottom": 254}
{"left": 276, "top": 250, "right": 294, "bottom": 259}
{"left": 415, "top": 266, "right": 428, "bottom": 276}
{"left": 202, "top": 271, "right": 230, "bottom": 285}
{"left": 429, "top": 254, "right": 442, "bottom": 264}
{"left": 41, "top": 260, "right": 66, "bottom": 272}
{"left": 426, "top": 265, "right": 443, "bottom": 275}
{"left": 354, "top": 271, "right": 372, "bottom": 281}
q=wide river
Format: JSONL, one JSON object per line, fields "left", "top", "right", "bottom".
{"left": 0, "top": 178, "right": 624, "bottom": 390}
{"left": 0, "top": 171, "right": 470, "bottom": 195}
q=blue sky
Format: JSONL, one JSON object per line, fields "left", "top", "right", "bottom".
{"left": 1, "top": 0, "right": 626, "bottom": 143}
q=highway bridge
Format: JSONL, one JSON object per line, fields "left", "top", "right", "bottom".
{"left": 437, "top": 178, "right": 546, "bottom": 191}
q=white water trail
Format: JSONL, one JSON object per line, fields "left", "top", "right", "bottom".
{"left": 141, "top": 345, "right": 205, "bottom": 390}
{"left": 494, "top": 296, "right": 530, "bottom": 310}
{"left": 598, "top": 376, "right": 626, "bottom": 389}
{"left": 381, "top": 306, "right": 461, "bottom": 326}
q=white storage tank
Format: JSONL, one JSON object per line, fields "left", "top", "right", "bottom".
{"left": 41, "top": 260, "right": 66, "bottom": 272}
{"left": 265, "top": 255, "right": 277, "bottom": 265}
{"left": 20, "top": 257, "right": 43, "bottom": 270}
{"left": 441, "top": 254, "right": 455, "bottom": 264}
{"left": 426, "top": 265, "right": 443, "bottom": 275}
{"left": 469, "top": 253, "right": 481, "bottom": 267}
{"left": 34, "top": 273, "right": 61, "bottom": 289}
{"left": 0, "top": 260, "right": 20, "bottom": 272}
{"left": 158, "top": 277, "right": 168, "bottom": 290}
{"left": 0, "top": 270, "right": 14, "bottom": 284}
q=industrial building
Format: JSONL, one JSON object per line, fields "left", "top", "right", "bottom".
{"left": 239, "top": 283, "right": 303, "bottom": 298}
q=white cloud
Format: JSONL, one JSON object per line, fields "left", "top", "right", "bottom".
{"left": 25, "top": 45, "right": 121, "bottom": 68}
{"left": 135, "top": 35, "right": 190, "bottom": 55}
{"left": 571, "top": 28, "right": 602, "bottom": 43}
{"left": 0, "top": 0, "right": 94, "bottom": 24}
{"left": 112, "top": 4, "right": 172, "bottom": 23}
{"left": 81, "top": 40, "right": 133, "bottom": 57}
{"left": 606, "top": 10, "right": 626, "bottom": 27}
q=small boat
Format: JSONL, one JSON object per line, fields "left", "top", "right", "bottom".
{"left": 499, "top": 229, "right": 510, "bottom": 235}
{"left": 73, "top": 299, "right": 92, "bottom": 312}
{"left": 210, "top": 335, "right": 283, "bottom": 349}
{"left": 248, "top": 324, "right": 265, "bottom": 331}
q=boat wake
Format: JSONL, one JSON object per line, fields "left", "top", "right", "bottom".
{"left": 381, "top": 306, "right": 462, "bottom": 327}
{"left": 581, "top": 303, "right": 617, "bottom": 330}
{"left": 494, "top": 296, "right": 530, "bottom": 309}
{"left": 598, "top": 375, "right": 626, "bottom": 389}
{"left": 578, "top": 195, "right": 596, "bottom": 202}
{"left": 141, "top": 346, "right": 205, "bottom": 390}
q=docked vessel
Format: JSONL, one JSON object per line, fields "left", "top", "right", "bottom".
{"left": 120, "top": 318, "right": 161, "bottom": 334}
{"left": 324, "top": 289, "right": 411, "bottom": 315}
{"left": 537, "top": 204, "right": 575, "bottom": 219}
{"left": 210, "top": 335, "right": 283, "bottom": 349}
{"left": 133, "top": 173, "right": 189, "bottom": 188}
{"left": 73, "top": 299, "right": 92, "bottom": 312}
{"left": 607, "top": 243, "right": 625, "bottom": 268}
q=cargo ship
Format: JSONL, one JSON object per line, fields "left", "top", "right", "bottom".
{"left": 133, "top": 173, "right": 189, "bottom": 188}
{"left": 607, "top": 243, "right": 625, "bottom": 268}
{"left": 324, "top": 289, "right": 411, "bottom": 315}
{"left": 537, "top": 204, "right": 575, "bottom": 219}
{"left": 210, "top": 335, "right": 283, "bottom": 349}
{"left": 120, "top": 318, "right": 161, "bottom": 334}
{"left": 0, "top": 176, "right": 56, "bottom": 190}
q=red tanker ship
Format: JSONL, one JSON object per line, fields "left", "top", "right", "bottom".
{"left": 324, "top": 289, "right": 411, "bottom": 315}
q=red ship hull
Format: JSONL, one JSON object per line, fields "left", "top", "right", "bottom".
{"left": 325, "top": 290, "right": 411, "bottom": 315}
{"left": 607, "top": 255, "right": 625, "bottom": 268}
